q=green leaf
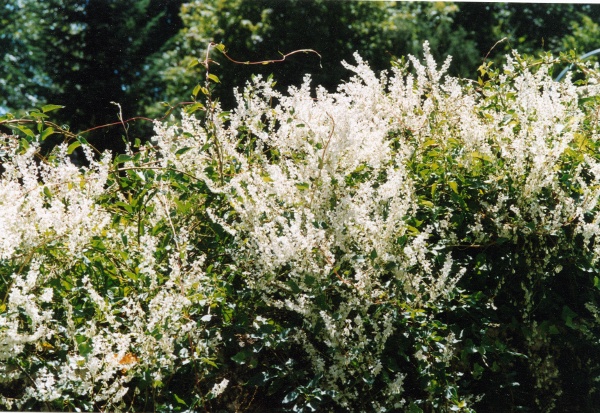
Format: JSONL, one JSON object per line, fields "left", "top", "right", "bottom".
{"left": 29, "top": 111, "right": 48, "bottom": 120}
{"left": 448, "top": 181, "right": 459, "bottom": 194}
{"left": 18, "top": 137, "right": 30, "bottom": 152}
{"left": 67, "top": 141, "right": 81, "bottom": 155}
{"left": 406, "top": 225, "right": 420, "bottom": 235}
{"left": 208, "top": 73, "right": 220, "bottom": 83}
{"left": 17, "top": 125, "right": 35, "bottom": 138}
{"left": 419, "top": 199, "right": 434, "bottom": 208}
{"left": 184, "top": 102, "right": 205, "bottom": 114}
{"left": 295, "top": 182, "right": 310, "bottom": 191}
{"left": 286, "top": 280, "right": 301, "bottom": 294}
{"left": 422, "top": 139, "right": 437, "bottom": 148}
{"left": 175, "top": 147, "right": 192, "bottom": 156}
{"left": 407, "top": 402, "right": 424, "bottom": 413}
{"left": 232, "top": 349, "right": 250, "bottom": 365}
{"left": 0, "top": 113, "right": 15, "bottom": 123}
{"left": 40, "top": 127, "right": 55, "bottom": 141}
{"left": 201, "top": 357, "right": 218, "bottom": 368}
{"left": 562, "top": 305, "right": 578, "bottom": 329}
{"left": 173, "top": 393, "right": 187, "bottom": 406}
{"left": 187, "top": 59, "right": 200, "bottom": 69}
{"left": 41, "top": 104, "right": 65, "bottom": 113}
{"left": 369, "top": 249, "right": 378, "bottom": 260}
{"left": 115, "top": 154, "right": 133, "bottom": 164}
{"left": 315, "top": 293, "right": 327, "bottom": 311}
{"left": 115, "top": 201, "right": 133, "bottom": 214}
{"left": 282, "top": 390, "right": 299, "bottom": 404}
{"left": 192, "top": 84, "right": 201, "bottom": 98}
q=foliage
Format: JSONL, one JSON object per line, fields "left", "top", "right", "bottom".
{"left": 0, "top": 0, "right": 184, "bottom": 152}
{"left": 137, "top": 0, "right": 481, "bottom": 117}
{"left": 2, "top": 44, "right": 600, "bottom": 412}
{"left": 562, "top": 13, "right": 600, "bottom": 61}
{"left": 144, "top": 1, "right": 600, "bottom": 119}
{"left": 4, "top": 1, "right": 600, "bottom": 154}
{"left": 455, "top": 3, "right": 600, "bottom": 69}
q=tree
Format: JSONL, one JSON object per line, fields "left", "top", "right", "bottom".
{"left": 454, "top": 3, "right": 600, "bottom": 69}
{"left": 139, "top": 0, "right": 481, "bottom": 116}
{"left": 0, "top": 0, "right": 184, "bottom": 152}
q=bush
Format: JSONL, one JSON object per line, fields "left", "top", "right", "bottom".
{"left": 1, "top": 44, "right": 600, "bottom": 412}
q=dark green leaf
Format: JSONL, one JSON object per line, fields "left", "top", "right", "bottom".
{"left": 286, "top": 280, "right": 301, "bottom": 294}
{"left": 115, "top": 154, "right": 133, "bottom": 164}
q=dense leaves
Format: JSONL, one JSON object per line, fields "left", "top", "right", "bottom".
{"left": 1, "top": 45, "right": 600, "bottom": 411}
{"left": 142, "top": 1, "right": 480, "bottom": 115}
{"left": 4, "top": 1, "right": 600, "bottom": 152}
{"left": 0, "top": 0, "right": 184, "bottom": 152}
{"left": 3, "top": 2, "right": 600, "bottom": 411}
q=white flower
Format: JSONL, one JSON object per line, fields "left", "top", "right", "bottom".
{"left": 211, "top": 378, "right": 229, "bottom": 397}
{"left": 39, "top": 288, "right": 53, "bottom": 303}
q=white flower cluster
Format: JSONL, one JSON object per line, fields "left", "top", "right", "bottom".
{"left": 0, "top": 139, "right": 111, "bottom": 260}
{"left": 143, "top": 43, "right": 600, "bottom": 409}
{"left": 2, "top": 42, "right": 600, "bottom": 411}
{"left": 0, "top": 138, "right": 224, "bottom": 409}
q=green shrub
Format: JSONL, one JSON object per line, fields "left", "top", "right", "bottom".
{"left": 1, "top": 44, "right": 600, "bottom": 412}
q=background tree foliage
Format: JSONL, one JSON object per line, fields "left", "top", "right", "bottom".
{"left": 0, "top": 0, "right": 183, "bottom": 152}
{"left": 139, "top": 1, "right": 479, "bottom": 116}
{"left": 455, "top": 3, "right": 600, "bottom": 64}
{"left": 2, "top": 1, "right": 600, "bottom": 151}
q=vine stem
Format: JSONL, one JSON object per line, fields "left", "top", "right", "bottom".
{"left": 207, "top": 41, "right": 322, "bottom": 68}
